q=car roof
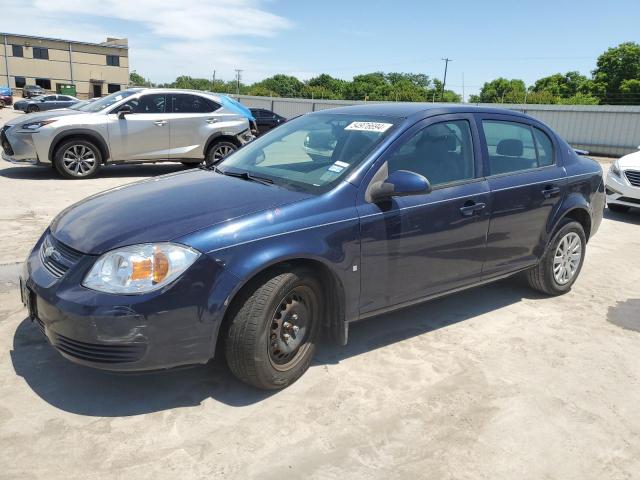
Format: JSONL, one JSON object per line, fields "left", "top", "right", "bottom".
{"left": 315, "top": 102, "right": 531, "bottom": 120}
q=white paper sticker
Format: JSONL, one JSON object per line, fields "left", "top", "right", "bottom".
{"left": 334, "top": 160, "right": 350, "bottom": 168}
{"left": 345, "top": 121, "right": 393, "bottom": 133}
{"left": 328, "top": 165, "right": 344, "bottom": 173}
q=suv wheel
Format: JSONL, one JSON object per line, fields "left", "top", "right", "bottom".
{"left": 27, "top": 104, "right": 39, "bottom": 113}
{"left": 53, "top": 139, "right": 101, "bottom": 179}
{"left": 526, "top": 219, "right": 586, "bottom": 295}
{"left": 224, "top": 268, "right": 322, "bottom": 390}
{"left": 205, "top": 141, "right": 237, "bottom": 167}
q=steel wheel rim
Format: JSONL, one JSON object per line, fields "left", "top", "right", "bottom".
{"left": 268, "top": 286, "right": 314, "bottom": 371}
{"left": 62, "top": 145, "right": 96, "bottom": 176}
{"left": 213, "top": 144, "right": 234, "bottom": 160}
{"left": 553, "top": 232, "right": 582, "bottom": 285}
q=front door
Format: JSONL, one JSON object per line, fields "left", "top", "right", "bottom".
{"left": 106, "top": 93, "right": 170, "bottom": 162}
{"left": 478, "top": 115, "right": 567, "bottom": 277}
{"left": 167, "top": 93, "right": 222, "bottom": 160}
{"left": 358, "top": 115, "right": 491, "bottom": 316}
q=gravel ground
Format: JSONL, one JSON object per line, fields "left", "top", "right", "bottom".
{"left": 1, "top": 106, "right": 640, "bottom": 479}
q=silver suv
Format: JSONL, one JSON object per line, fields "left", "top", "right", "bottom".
{"left": 1, "top": 88, "right": 255, "bottom": 179}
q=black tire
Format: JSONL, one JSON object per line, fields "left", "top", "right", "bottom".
{"left": 0, "top": 100, "right": 5, "bottom": 109}
{"left": 526, "top": 219, "right": 586, "bottom": 296}
{"left": 608, "top": 203, "right": 630, "bottom": 213}
{"left": 27, "top": 104, "right": 39, "bottom": 113}
{"left": 53, "top": 139, "right": 102, "bottom": 179}
{"left": 224, "top": 268, "right": 322, "bottom": 390}
{"left": 204, "top": 141, "right": 237, "bottom": 167}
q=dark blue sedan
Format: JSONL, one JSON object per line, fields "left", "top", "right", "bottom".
{"left": 20, "top": 104, "right": 604, "bottom": 389}
{"left": 13, "top": 94, "right": 79, "bottom": 113}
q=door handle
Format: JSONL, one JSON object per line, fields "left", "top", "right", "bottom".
{"left": 459, "top": 201, "right": 486, "bottom": 217}
{"left": 153, "top": 120, "right": 167, "bottom": 126}
{"left": 542, "top": 186, "right": 561, "bottom": 198}
{"left": 206, "top": 118, "right": 219, "bottom": 124}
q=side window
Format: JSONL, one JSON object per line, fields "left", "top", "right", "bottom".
{"left": 533, "top": 127, "right": 554, "bottom": 167}
{"left": 123, "top": 94, "right": 166, "bottom": 114}
{"left": 170, "top": 94, "right": 219, "bottom": 113}
{"left": 43, "top": 95, "right": 57, "bottom": 101}
{"left": 387, "top": 120, "right": 475, "bottom": 187}
{"left": 482, "top": 121, "right": 537, "bottom": 175}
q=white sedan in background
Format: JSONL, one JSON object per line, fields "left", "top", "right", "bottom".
{"left": 606, "top": 147, "right": 640, "bottom": 213}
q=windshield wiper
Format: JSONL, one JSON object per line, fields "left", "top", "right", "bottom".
{"left": 216, "top": 168, "right": 274, "bottom": 186}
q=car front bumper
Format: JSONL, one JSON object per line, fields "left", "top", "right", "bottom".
{"left": 606, "top": 171, "right": 640, "bottom": 208}
{"left": 21, "top": 231, "right": 239, "bottom": 372}
{"left": 1, "top": 126, "right": 42, "bottom": 164}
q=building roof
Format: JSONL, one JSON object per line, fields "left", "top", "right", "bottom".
{"left": 0, "top": 32, "right": 128, "bottom": 50}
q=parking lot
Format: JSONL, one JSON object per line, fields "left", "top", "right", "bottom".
{"left": 1, "top": 105, "right": 640, "bottom": 479}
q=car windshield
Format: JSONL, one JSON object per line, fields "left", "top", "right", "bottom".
{"left": 31, "top": 95, "right": 45, "bottom": 100}
{"left": 68, "top": 98, "right": 96, "bottom": 110}
{"left": 75, "top": 89, "right": 138, "bottom": 113}
{"left": 219, "top": 113, "right": 399, "bottom": 193}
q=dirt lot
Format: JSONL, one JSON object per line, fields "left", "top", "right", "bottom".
{"left": 0, "top": 107, "right": 639, "bottom": 479}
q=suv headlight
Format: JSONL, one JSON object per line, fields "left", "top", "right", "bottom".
{"left": 21, "top": 119, "right": 57, "bottom": 130}
{"left": 610, "top": 160, "right": 622, "bottom": 178}
{"left": 82, "top": 243, "right": 200, "bottom": 294}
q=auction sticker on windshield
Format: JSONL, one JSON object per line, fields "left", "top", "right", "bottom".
{"left": 345, "top": 122, "right": 393, "bottom": 133}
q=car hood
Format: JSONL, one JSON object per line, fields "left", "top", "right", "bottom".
{"left": 50, "top": 170, "right": 313, "bottom": 255}
{"left": 6, "top": 109, "right": 83, "bottom": 127}
{"left": 618, "top": 150, "right": 640, "bottom": 168}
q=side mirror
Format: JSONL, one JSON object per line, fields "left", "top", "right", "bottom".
{"left": 117, "top": 104, "right": 132, "bottom": 119}
{"left": 369, "top": 170, "right": 431, "bottom": 202}
{"left": 40, "top": 98, "right": 45, "bottom": 102}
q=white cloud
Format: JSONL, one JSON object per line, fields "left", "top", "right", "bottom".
{"left": 0, "top": 0, "right": 293, "bottom": 83}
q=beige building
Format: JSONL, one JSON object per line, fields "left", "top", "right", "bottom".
{"left": 0, "top": 33, "right": 129, "bottom": 98}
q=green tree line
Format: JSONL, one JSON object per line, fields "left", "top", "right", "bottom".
{"left": 130, "top": 42, "right": 640, "bottom": 105}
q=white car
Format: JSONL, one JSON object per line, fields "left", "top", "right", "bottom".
{"left": 606, "top": 148, "right": 640, "bottom": 213}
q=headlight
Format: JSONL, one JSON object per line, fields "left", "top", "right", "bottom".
{"left": 82, "top": 243, "right": 200, "bottom": 294}
{"left": 610, "top": 160, "right": 621, "bottom": 178}
{"left": 21, "top": 119, "right": 57, "bottom": 130}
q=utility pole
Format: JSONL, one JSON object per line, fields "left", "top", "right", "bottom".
{"left": 212, "top": 69, "right": 216, "bottom": 91}
{"left": 441, "top": 57, "right": 452, "bottom": 101}
{"left": 234, "top": 69, "right": 243, "bottom": 96}
{"left": 462, "top": 72, "right": 465, "bottom": 103}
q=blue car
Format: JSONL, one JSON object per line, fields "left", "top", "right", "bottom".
{"left": 20, "top": 104, "right": 604, "bottom": 389}
{"left": 13, "top": 94, "right": 79, "bottom": 113}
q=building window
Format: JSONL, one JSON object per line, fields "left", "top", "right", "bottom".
{"left": 107, "top": 84, "right": 121, "bottom": 93}
{"left": 33, "top": 47, "right": 49, "bottom": 60}
{"left": 12, "top": 45, "right": 23, "bottom": 57}
{"left": 35, "top": 78, "right": 51, "bottom": 90}
{"left": 14, "top": 77, "right": 26, "bottom": 88}
{"left": 106, "top": 55, "right": 120, "bottom": 66}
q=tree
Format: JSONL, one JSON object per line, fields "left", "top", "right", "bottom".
{"left": 129, "top": 70, "right": 147, "bottom": 86}
{"left": 532, "top": 71, "right": 590, "bottom": 98}
{"left": 306, "top": 74, "right": 348, "bottom": 99}
{"left": 251, "top": 74, "right": 305, "bottom": 97}
{"left": 592, "top": 42, "right": 640, "bottom": 104}
{"left": 475, "top": 78, "right": 526, "bottom": 103}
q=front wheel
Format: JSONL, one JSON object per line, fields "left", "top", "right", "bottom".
{"left": 0, "top": 100, "right": 5, "bottom": 109}
{"left": 27, "top": 104, "right": 39, "bottom": 113}
{"left": 53, "top": 139, "right": 101, "bottom": 179}
{"left": 204, "top": 141, "right": 237, "bottom": 167}
{"left": 224, "top": 269, "right": 322, "bottom": 390}
{"left": 526, "top": 220, "right": 586, "bottom": 295}
{"left": 608, "top": 203, "right": 630, "bottom": 213}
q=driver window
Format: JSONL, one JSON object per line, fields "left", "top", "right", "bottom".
{"left": 122, "top": 94, "right": 166, "bottom": 114}
{"left": 388, "top": 120, "right": 475, "bottom": 187}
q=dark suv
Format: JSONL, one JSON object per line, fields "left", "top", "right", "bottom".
{"left": 22, "top": 85, "right": 46, "bottom": 98}
{"left": 20, "top": 104, "right": 604, "bottom": 390}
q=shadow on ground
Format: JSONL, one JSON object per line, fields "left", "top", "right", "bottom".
{"left": 10, "top": 277, "right": 543, "bottom": 417}
{"left": 604, "top": 207, "right": 640, "bottom": 225}
{"left": 0, "top": 163, "right": 186, "bottom": 180}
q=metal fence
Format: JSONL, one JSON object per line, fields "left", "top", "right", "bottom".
{"left": 235, "top": 94, "right": 640, "bottom": 157}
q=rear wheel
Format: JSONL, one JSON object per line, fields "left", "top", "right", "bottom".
{"left": 53, "top": 139, "right": 101, "bottom": 179}
{"left": 526, "top": 220, "right": 586, "bottom": 295}
{"left": 608, "top": 203, "right": 630, "bottom": 213}
{"left": 27, "top": 104, "right": 39, "bottom": 113}
{"left": 224, "top": 269, "right": 322, "bottom": 390}
{"left": 204, "top": 141, "right": 237, "bottom": 167}
{"left": 0, "top": 100, "right": 5, "bottom": 109}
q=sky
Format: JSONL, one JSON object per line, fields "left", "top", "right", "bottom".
{"left": 1, "top": 0, "right": 639, "bottom": 98}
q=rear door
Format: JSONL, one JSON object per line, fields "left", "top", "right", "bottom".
{"left": 106, "top": 93, "right": 169, "bottom": 162}
{"left": 167, "top": 93, "right": 223, "bottom": 160}
{"left": 358, "top": 114, "right": 491, "bottom": 315}
{"left": 478, "top": 114, "right": 566, "bottom": 277}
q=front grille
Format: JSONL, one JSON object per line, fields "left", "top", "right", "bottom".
{"left": 0, "top": 126, "right": 13, "bottom": 155}
{"left": 36, "top": 318, "right": 146, "bottom": 363}
{"left": 625, "top": 170, "right": 640, "bottom": 187}
{"left": 618, "top": 196, "right": 640, "bottom": 205}
{"left": 39, "top": 234, "right": 84, "bottom": 278}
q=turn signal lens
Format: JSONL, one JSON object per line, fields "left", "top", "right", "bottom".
{"left": 82, "top": 243, "right": 200, "bottom": 294}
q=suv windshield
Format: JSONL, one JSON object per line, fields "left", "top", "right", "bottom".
{"left": 76, "top": 89, "right": 139, "bottom": 113}
{"left": 219, "top": 113, "right": 399, "bottom": 193}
